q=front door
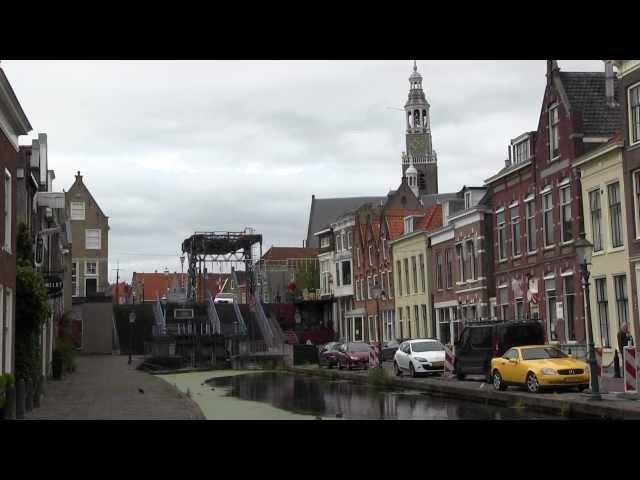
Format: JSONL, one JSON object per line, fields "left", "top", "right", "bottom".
{"left": 85, "top": 278, "right": 97, "bottom": 296}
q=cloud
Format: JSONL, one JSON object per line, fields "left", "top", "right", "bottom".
{"left": 3, "top": 60, "right": 604, "bottom": 282}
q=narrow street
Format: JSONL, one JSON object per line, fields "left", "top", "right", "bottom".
{"left": 23, "top": 356, "right": 204, "bottom": 420}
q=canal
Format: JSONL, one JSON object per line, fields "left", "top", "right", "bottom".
{"left": 159, "top": 370, "right": 562, "bottom": 420}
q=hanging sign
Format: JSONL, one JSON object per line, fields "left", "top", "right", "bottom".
{"left": 43, "top": 272, "right": 64, "bottom": 298}
{"left": 34, "top": 233, "right": 44, "bottom": 267}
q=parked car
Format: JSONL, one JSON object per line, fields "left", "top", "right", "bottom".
{"left": 337, "top": 342, "right": 372, "bottom": 370}
{"left": 318, "top": 341, "right": 342, "bottom": 368}
{"left": 491, "top": 345, "right": 589, "bottom": 393}
{"left": 393, "top": 339, "right": 445, "bottom": 377}
{"left": 381, "top": 340, "right": 401, "bottom": 361}
{"left": 454, "top": 321, "right": 545, "bottom": 381}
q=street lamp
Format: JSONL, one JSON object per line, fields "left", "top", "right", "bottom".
{"left": 575, "top": 233, "right": 601, "bottom": 401}
{"left": 128, "top": 311, "right": 136, "bottom": 365}
{"left": 372, "top": 284, "right": 387, "bottom": 369}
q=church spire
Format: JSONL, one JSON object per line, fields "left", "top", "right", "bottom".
{"left": 402, "top": 61, "right": 438, "bottom": 196}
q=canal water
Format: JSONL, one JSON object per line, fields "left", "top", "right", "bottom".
{"left": 158, "top": 371, "right": 561, "bottom": 420}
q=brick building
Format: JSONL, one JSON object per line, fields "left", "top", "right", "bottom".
{"left": 429, "top": 187, "right": 493, "bottom": 345}
{"left": 486, "top": 60, "right": 622, "bottom": 350}
{"left": 0, "top": 66, "right": 32, "bottom": 375}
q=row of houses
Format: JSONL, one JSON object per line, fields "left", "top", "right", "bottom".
{"left": 298, "top": 60, "right": 640, "bottom": 365}
{"left": 0, "top": 64, "right": 109, "bottom": 379}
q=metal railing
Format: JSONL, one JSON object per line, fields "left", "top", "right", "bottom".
{"left": 207, "top": 292, "right": 222, "bottom": 335}
{"left": 232, "top": 301, "right": 248, "bottom": 336}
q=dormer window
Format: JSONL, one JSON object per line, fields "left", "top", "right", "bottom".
{"left": 464, "top": 191, "right": 472, "bottom": 210}
{"left": 320, "top": 235, "right": 330, "bottom": 248}
{"left": 404, "top": 216, "right": 414, "bottom": 234}
{"left": 512, "top": 137, "right": 530, "bottom": 164}
{"left": 630, "top": 82, "right": 640, "bottom": 145}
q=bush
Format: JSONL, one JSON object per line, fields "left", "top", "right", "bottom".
{"left": 55, "top": 337, "right": 77, "bottom": 373}
{"left": 0, "top": 373, "right": 15, "bottom": 408}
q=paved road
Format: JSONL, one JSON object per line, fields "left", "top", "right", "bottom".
{"left": 24, "top": 355, "right": 205, "bottom": 420}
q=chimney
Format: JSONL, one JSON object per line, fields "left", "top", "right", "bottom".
{"left": 75, "top": 170, "right": 83, "bottom": 182}
{"left": 546, "top": 60, "right": 559, "bottom": 85}
{"left": 605, "top": 60, "right": 616, "bottom": 107}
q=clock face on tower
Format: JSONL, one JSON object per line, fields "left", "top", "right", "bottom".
{"left": 409, "top": 136, "right": 426, "bottom": 156}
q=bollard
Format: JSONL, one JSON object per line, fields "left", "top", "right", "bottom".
{"left": 614, "top": 350, "right": 621, "bottom": 378}
{"left": 5, "top": 384, "right": 16, "bottom": 420}
{"left": 16, "top": 378, "right": 25, "bottom": 419}
{"left": 25, "top": 378, "right": 33, "bottom": 412}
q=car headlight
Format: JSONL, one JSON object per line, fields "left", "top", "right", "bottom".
{"left": 414, "top": 357, "right": 428, "bottom": 362}
{"left": 540, "top": 368, "right": 557, "bottom": 375}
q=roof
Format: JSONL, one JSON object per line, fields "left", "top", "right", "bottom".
{"left": 261, "top": 246, "right": 320, "bottom": 261}
{"left": 306, "top": 195, "right": 386, "bottom": 248}
{"left": 132, "top": 272, "right": 230, "bottom": 299}
{"left": 67, "top": 173, "right": 109, "bottom": 220}
{"left": 420, "top": 192, "right": 461, "bottom": 209}
{"left": 559, "top": 72, "right": 622, "bottom": 137}
{"left": 384, "top": 205, "right": 442, "bottom": 239}
{"left": 0, "top": 67, "right": 32, "bottom": 135}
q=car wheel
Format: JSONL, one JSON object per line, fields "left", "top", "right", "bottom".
{"left": 493, "top": 370, "right": 507, "bottom": 391}
{"left": 526, "top": 372, "right": 540, "bottom": 394}
{"left": 455, "top": 362, "right": 465, "bottom": 381}
{"left": 410, "top": 363, "right": 417, "bottom": 378}
{"left": 394, "top": 361, "right": 402, "bottom": 377}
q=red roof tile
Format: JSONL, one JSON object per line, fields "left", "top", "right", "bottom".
{"left": 132, "top": 272, "right": 231, "bottom": 299}
{"left": 262, "top": 246, "right": 319, "bottom": 261}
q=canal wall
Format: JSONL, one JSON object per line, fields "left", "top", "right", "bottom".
{"left": 288, "top": 366, "right": 640, "bottom": 420}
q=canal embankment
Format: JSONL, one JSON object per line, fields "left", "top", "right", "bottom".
{"left": 288, "top": 365, "right": 640, "bottom": 420}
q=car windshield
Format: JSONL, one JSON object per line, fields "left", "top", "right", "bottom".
{"left": 411, "top": 341, "right": 444, "bottom": 352}
{"left": 385, "top": 341, "right": 398, "bottom": 347}
{"left": 349, "top": 343, "right": 372, "bottom": 352}
{"left": 521, "top": 347, "right": 568, "bottom": 360}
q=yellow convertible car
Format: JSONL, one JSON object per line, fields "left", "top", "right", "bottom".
{"left": 490, "top": 345, "right": 590, "bottom": 393}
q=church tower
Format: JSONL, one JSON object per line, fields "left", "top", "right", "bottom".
{"left": 402, "top": 61, "right": 438, "bottom": 196}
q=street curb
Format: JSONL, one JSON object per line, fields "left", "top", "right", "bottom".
{"left": 287, "top": 366, "right": 640, "bottom": 420}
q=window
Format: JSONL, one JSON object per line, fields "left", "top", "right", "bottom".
{"left": 468, "top": 240, "right": 476, "bottom": 279}
{"left": 4, "top": 169, "right": 11, "bottom": 251}
{"left": 439, "top": 308, "right": 451, "bottom": 345}
{"left": 545, "top": 278, "right": 557, "bottom": 341}
{"left": 381, "top": 237, "right": 387, "bottom": 260}
{"left": 357, "top": 247, "right": 361, "bottom": 268}
{"left": 404, "top": 217, "right": 414, "bottom": 234}
{"left": 320, "top": 236, "right": 330, "bottom": 248}
{"left": 499, "top": 287, "right": 509, "bottom": 320}
{"left": 560, "top": 185, "right": 572, "bottom": 243}
{"left": 595, "top": 278, "right": 610, "bottom": 348}
{"left": 497, "top": 210, "right": 507, "bottom": 260}
{"left": 398, "top": 308, "right": 403, "bottom": 339}
{"left": 549, "top": 104, "right": 559, "bottom": 159}
{"left": 515, "top": 298, "right": 524, "bottom": 320}
{"left": 511, "top": 205, "right": 521, "bottom": 256}
{"left": 513, "top": 138, "right": 529, "bottom": 164}
{"left": 464, "top": 191, "right": 472, "bottom": 209}
{"left": 634, "top": 171, "right": 640, "bottom": 239}
{"left": 72, "top": 262, "right": 79, "bottom": 297}
{"left": 419, "top": 254, "right": 425, "bottom": 293}
{"left": 367, "top": 276, "right": 371, "bottom": 300}
{"left": 526, "top": 199, "right": 536, "bottom": 252}
{"left": 614, "top": 275, "right": 628, "bottom": 330}
{"left": 404, "top": 258, "right": 410, "bottom": 296}
{"left": 335, "top": 262, "right": 341, "bottom": 287}
{"left": 414, "top": 305, "right": 420, "bottom": 337}
{"left": 335, "top": 234, "right": 342, "bottom": 252}
{"left": 368, "top": 245, "right": 373, "bottom": 266}
{"left": 564, "top": 276, "right": 576, "bottom": 342}
{"left": 543, "top": 192, "right": 554, "bottom": 247}
{"left": 445, "top": 249, "right": 453, "bottom": 288}
{"left": 85, "top": 229, "right": 101, "bottom": 250}
{"left": 387, "top": 271, "right": 393, "bottom": 299}
{"left": 86, "top": 261, "right": 97, "bottom": 275}
{"left": 347, "top": 231, "right": 352, "bottom": 249}
{"left": 341, "top": 260, "right": 351, "bottom": 286}
{"left": 589, "top": 190, "right": 603, "bottom": 252}
{"left": 70, "top": 201, "right": 86, "bottom": 221}
{"left": 436, "top": 253, "right": 443, "bottom": 289}
{"left": 608, "top": 182, "right": 623, "bottom": 248}
{"left": 411, "top": 256, "right": 418, "bottom": 294}
{"left": 630, "top": 83, "right": 640, "bottom": 144}
{"left": 457, "top": 244, "right": 465, "bottom": 281}
{"left": 422, "top": 304, "right": 429, "bottom": 338}
{"left": 406, "top": 306, "right": 412, "bottom": 338}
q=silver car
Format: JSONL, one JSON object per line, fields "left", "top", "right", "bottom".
{"left": 393, "top": 339, "right": 446, "bottom": 377}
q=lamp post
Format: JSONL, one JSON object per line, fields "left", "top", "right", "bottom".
{"left": 372, "top": 284, "right": 387, "bottom": 369}
{"left": 575, "top": 233, "right": 601, "bottom": 401}
{"left": 128, "top": 311, "right": 136, "bottom": 365}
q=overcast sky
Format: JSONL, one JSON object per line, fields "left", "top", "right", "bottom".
{"left": 3, "top": 60, "right": 603, "bottom": 283}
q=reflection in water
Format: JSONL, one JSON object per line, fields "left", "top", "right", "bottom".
{"left": 209, "top": 372, "right": 561, "bottom": 420}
